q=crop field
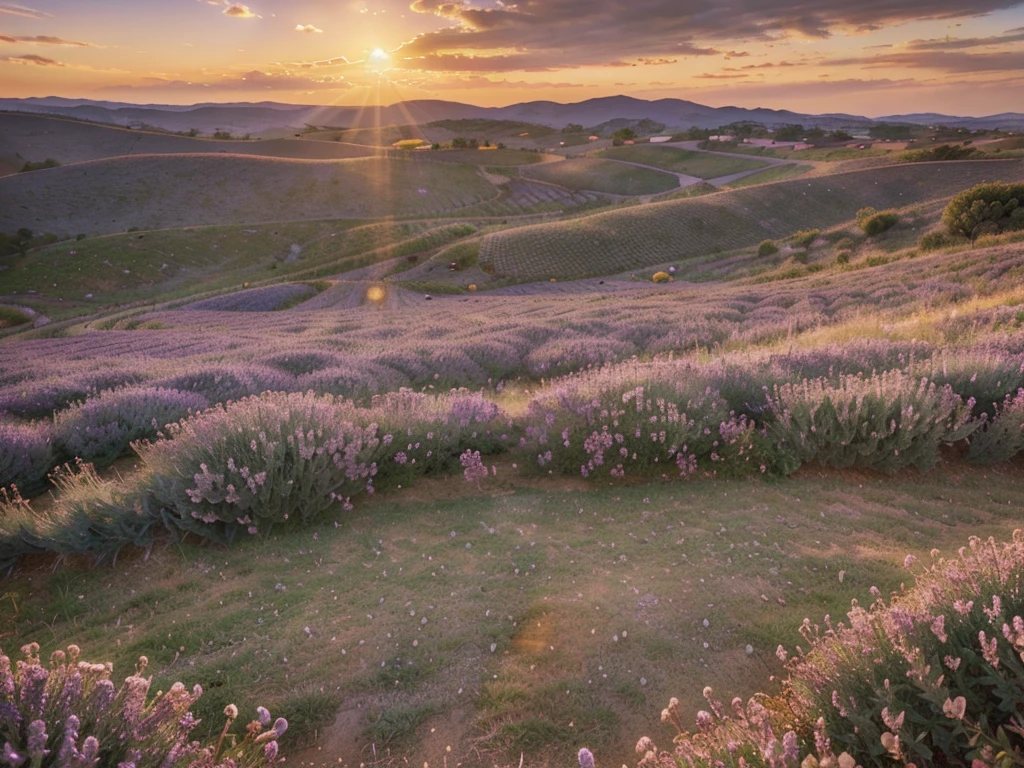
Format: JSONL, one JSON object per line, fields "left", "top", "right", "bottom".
{"left": 725, "top": 163, "right": 812, "bottom": 187}
{"left": 406, "top": 148, "right": 546, "bottom": 165}
{"left": 0, "top": 113, "right": 378, "bottom": 166}
{"left": 480, "top": 159, "right": 1024, "bottom": 279}
{"left": 596, "top": 145, "right": 770, "bottom": 178}
{"left": 5, "top": 119, "right": 1024, "bottom": 768}
{"left": 521, "top": 158, "right": 680, "bottom": 195}
{"left": 0, "top": 154, "right": 498, "bottom": 236}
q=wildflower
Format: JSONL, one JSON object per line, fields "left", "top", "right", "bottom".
{"left": 942, "top": 696, "right": 967, "bottom": 720}
{"left": 636, "top": 736, "right": 653, "bottom": 755}
{"left": 930, "top": 615, "right": 947, "bottom": 643}
{"left": 979, "top": 631, "right": 1000, "bottom": 667}
{"left": 578, "top": 748, "right": 595, "bottom": 768}
{"left": 224, "top": 704, "right": 239, "bottom": 719}
{"left": 903, "top": 554, "right": 917, "bottom": 569}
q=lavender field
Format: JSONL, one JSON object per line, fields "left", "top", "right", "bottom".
{"left": 3, "top": 140, "right": 1024, "bottom": 768}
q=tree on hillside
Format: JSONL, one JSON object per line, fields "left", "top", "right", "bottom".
{"left": 869, "top": 123, "right": 913, "bottom": 140}
{"left": 829, "top": 129, "right": 853, "bottom": 141}
{"left": 773, "top": 124, "right": 805, "bottom": 141}
{"left": 562, "top": 123, "right": 584, "bottom": 134}
{"left": 611, "top": 127, "right": 637, "bottom": 142}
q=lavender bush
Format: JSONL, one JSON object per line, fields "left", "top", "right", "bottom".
{"left": 139, "top": 392, "right": 381, "bottom": 543}
{"left": 969, "top": 388, "right": 1024, "bottom": 464}
{"left": 764, "top": 371, "right": 979, "bottom": 473}
{"left": 0, "top": 642, "right": 286, "bottom": 767}
{"left": 137, "top": 390, "right": 509, "bottom": 544}
{"left": 0, "top": 422, "right": 53, "bottom": 497}
{"left": 53, "top": 388, "right": 208, "bottom": 467}
{"left": 633, "top": 530, "right": 1024, "bottom": 767}
{"left": 523, "top": 367, "right": 775, "bottom": 479}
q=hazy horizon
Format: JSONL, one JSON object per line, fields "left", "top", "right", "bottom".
{"left": 1, "top": 0, "right": 1023, "bottom": 115}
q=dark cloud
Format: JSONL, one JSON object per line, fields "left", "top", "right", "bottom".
{"left": 427, "top": 75, "right": 594, "bottom": 89}
{"left": 101, "top": 71, "right": 352, "bottom": 93}
{"left": 903, "top": 29, "right": 1024, "bottom": 50}
{"left": 0, "top": 52, "right": 63, "bottom": 66}
{"left": 394, "top": 0, "right": 1024, "bottom": 73}
{"left": 826, "top": 49, "right": 1024, "bottom": 72}
{"left": 0, "top": 34, "right": 92, "bottom": 46}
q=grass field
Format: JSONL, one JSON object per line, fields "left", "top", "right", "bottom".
{"left": 597, "top": 145, "right": 769, "bottom": 178}
{"left": 479, "top": 159, "right": 1024, "bottom": 279}
{"left": 0, "top": 220, "right": 486, "bottom": 305}
{"left": 521, "top": 158, "right": 680, "bottom": 195}
{"left": 725, "top": 163, "right": 812, "bottom": 187}
{"left": 3, "top": 468, "right": 1020, "bottom": 767}
{"left": 0, "top": 154, "right": 498, "bottom": 236}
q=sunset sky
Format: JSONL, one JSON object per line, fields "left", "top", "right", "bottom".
{"left": 1, "top": 0, "right": 1023, "bottom": 115}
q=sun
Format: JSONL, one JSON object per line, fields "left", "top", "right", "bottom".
{"left": 369, "top": 48, "right": 389, "bottom": 62}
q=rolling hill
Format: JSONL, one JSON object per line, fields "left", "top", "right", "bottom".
{"left": 0, "top": 113, "right": 376, "bottom": 171}
{"left": 478, "top": 159, "right": 1024, "bottom": 279}
{"left": 6, "top": 96, "right": 1024, "bottom": 137}
{"left": 0, "top": 154, "right": 498, "bottom": 236}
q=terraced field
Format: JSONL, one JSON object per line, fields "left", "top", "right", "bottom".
{"left": 521, "top": 157, "right": 680, "bottom": 195}
{"left": 0, "top": 113, "right": 376, "bottom": 168}
{"left": 406, "top": 148, "right": 546, "bottom": 165}
{"left": 479, "top": 159, "right": 1024, "bottom": 279}
{"left": 455, "top": 179, "right": 608, "bottom": 216}
{"left": 0, "top": 154, "right": 497, "bottom": 236}
{"left": 596, "top": 145, "right": 770, "bottom": 178}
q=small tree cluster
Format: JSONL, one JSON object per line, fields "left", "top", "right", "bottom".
{"left": 943, "top": 182, "right": 1024, "bottom": 240}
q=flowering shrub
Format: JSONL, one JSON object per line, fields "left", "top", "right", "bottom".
{"left": 969, "top": 388, "right": 1024, "bottom": 463}
{"left": 0, "top": 641, "right": 286, "bottom": 767}
{"left": 765, "top": 371, "right": 979, "bottom": 473}
{"left": 0, "top": 421, "right": 53, "bottom": 496}
{"left": 633, "top": 531, "right": 1024, "bottom": 768}
{"left": 139, "top": 390, "right": 509, "bottom": 544}
{"left": 53, "top": 388, "right": 208, "bottom": 467}
{"left": 139, "top": 392, "right": 382, "bottom": 543}
{"left": 523, "top": 368, "right": 775, "bottom": 479}
{"left": 153, "top": 366, "right": 294, "bottom": 406}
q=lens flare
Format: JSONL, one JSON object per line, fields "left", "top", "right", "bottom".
{"left": 366, "top": 285, "right": 386, "bottom": 303}
{"left": 369, "top": 48, "right": 388, "bottom": 62}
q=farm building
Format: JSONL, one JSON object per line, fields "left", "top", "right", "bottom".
{"left": 708, "top": 135, "right": 736, "bottom": 142}
{"left": 649, "top": 136, "right": 673, "bottom": 143}
{"left": 588, "top": 135, "right": 600, "bottom": 141}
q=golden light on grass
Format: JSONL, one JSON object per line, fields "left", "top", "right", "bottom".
{"left": 366, "top": 284, "right": 386, "bottom": 303}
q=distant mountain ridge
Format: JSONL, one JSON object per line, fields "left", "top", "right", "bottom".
{"left": 2, "top": 95, "right": 1022, "bottom": 135}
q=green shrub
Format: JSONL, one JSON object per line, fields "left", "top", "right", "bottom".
{"left": 757, "top": 240, "right": 779, "bottom": 257}
{"left": 0, "top": 641, "right": 288, "bottom": 767}
{"left": 905, "top": 143, "right": 978, "bottom": 162}
{"left": 790, "top": 229, "right": 820, "bottom": 248}
{"left": 0, "top": 306, "right": 31, "bottom": 329}
{"left": 18, "top": 158, "right": 60, "bottom": 173}
{"left": 943, "top": 182, "right": 1024, "bottom": 240}
{"left": 835, "top": 250, "right": 852, "bottom": 265}
{"left": 918, "top": 231, "right": 960, "bottom": 251}
{"left": 860, "top": 210, "right": 900, "bottom": 236}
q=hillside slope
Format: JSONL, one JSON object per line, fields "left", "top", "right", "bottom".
{"left": 479, "top": 160, "right": 1024, "bottom": 279}
{"left": 0, "top": 113, "right": 376, "bottom": 171}
{"left": 0, "top": 154, "right": 497, "bottom": 235}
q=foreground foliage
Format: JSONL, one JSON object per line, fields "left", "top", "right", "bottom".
{"left": 0, "top": 642, "right": 286, "bottom": 767}
{"left": 633, "top": 530, "right": 1024, "bottom": 767}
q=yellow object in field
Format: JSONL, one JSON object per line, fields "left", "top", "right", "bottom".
{"left": 652, "top": 272, "right": 671, "bottom": 283}
{"left": 549, "top": 278, "right": 557, "bottom": 283}
{"left": 468, "top": 284, "right": 477, "bottom": 292}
